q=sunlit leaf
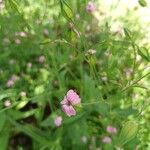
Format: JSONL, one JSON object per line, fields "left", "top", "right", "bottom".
{"left": 138, "top": 0, "right": 147, "bottom": 7}
{"left": 118, "top": 121, "right": 138, "bottom": 146}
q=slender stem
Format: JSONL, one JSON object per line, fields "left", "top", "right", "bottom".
{"left": 82, "top": 101, "right": 101, "bottom": 105}
{"left": 82, "top": 100, "right": 110, "bottom": 106}
{"left": 122, "top": 72, "right": 150, "bottom": 92}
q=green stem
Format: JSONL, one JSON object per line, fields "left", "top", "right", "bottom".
{"left": 122, "top": 72, "right": 150, "bottom": 92}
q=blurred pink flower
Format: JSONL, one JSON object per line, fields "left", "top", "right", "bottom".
{"left": 43, "top": 29, "right": 49, "bottom": 37}
{"left": 54, "top": 116, "right": 62, "bottom": 127}
{"left": 86, "top": 1, "right": 96, "bottom": 13}
{"left": 86, "top": 49, "right": 96, "bottom": 56}
{"left": 11, "top": 74, "right": 19, "bottom": 81}
{"left": 27, "top": 62, "right": 32, "bottom": 68}
{"left": 75, "top": 13, "right": 80, "bottom": 20}
{"left": 106, "top": 125, "right": 117, "bottom": 134}
{"left": 62, "top": 105, "right": 76, "bottom": 117}
{"left": 61, "top": 89, "right": 80, "bottom": 117}
{"left": 15, "top": 39, "right": 21, "bottom": 44}
{"left": 9, "top": 59, "right": 16, "bottom": 65}
{"left": 0, "top": 0, "right": 4, "bottom": 10}
{"left": 38, "top": 55, "right": 45, "bottom": 63}
{"left": 19, "top": 31, "right": 27, "bottom": 37}
{"left": 4, "top": 100, "right": 11, "bottom": 107}
{"left": 15, "top": 31, "right": 27, "bottom": 37}
{"left": 6, "top": 79, "right": 14, "bottom": 87}
{"left": 20, "top": 91, "right": 26, "bottom": 97}
{"left": 81, "top": 136, "right": 87, "bottom": 143}
{"left": 6, "top": 74, "right": 19, "bottom": 88}
{"left": 102, "top": 136, "right": 112, "bottom": 144}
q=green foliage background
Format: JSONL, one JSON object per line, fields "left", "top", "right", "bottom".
{"left": 0, "top": 0, "right": 150, "bottom": 149}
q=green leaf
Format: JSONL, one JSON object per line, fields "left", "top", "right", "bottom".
{"left": 118, "top": 121, "right": 138, "bottom": 146}
{"left": 137, "top": 47, "right": 150, "bottom": 62}
{"left": 93, "top": 101, "right": 110, "bottom": 115}
{"left": 124, "top": 28, "right": 132, "bottom": 40}
{"left": 114, "top": 107, "right": 138, "bottom": 118}
{"left": 40, "top": 39, "right": 51, "bottom": 45}
{"left": 60, "top": 0, "right": 74, "bottom": 21}
{"left": 63, "top": 112, "right": 87, "bottom": 125}
{"left": 0, "top": 112, "right": 6, "bottom": 131}
{"left": 7, "top": 116, "right": 54, "bottom": 147}
{"left": 138, "top": 0, "right": 147, "bottom": 7}
{"left": 34, "top": 85, "right": 45, "bottom": 95}
{"left": 40, "top": 113, "right": 56, "bottom": 127}
{"left": 6, "top": 0, "right": 31, "bottom": 29}
{"left": 8, "top": 0, "right": 22, "bottom": 14}
{"left": 40, "top": 69, "right": 50, "bottom": 82}
{"left": 84, "top": 101, "right": 110, "bottom": 116}
{"left": 0, "top": 123, "right": 11, "bottom": 150}
{"left": 7, "top": 109, "right": 37, "bottom": 120}
{"left": 0, "top": 89, "right": 16, "bottom": 101}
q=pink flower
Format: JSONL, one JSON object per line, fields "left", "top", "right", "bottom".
{"left": 106, "top": 125, "right": 117, "bottom": 134}
{"left": 66, "top": 90, "right": 81, "bottom": 105}
{"left": 20, "top": 91, "right": 26, "bottom": 97}
{"left": 15, "top": 39, "right": 21, "bottom": 44}
{"left": 38, "top": 55, "right": 45, "bottom": 63}
{"left": 6, "top": 74, "right": 19, "bottom": 88}
{"left": 19, "top": 31, "right": 27, "bottom": 37}
{"left": 86, "top": 1, "right": 96, "bottom": 13}
{"left": 75, "top": 14, "right": 80, "bottom": 20}
{"left": 54, "top": 116, "right": 62, "bottom": 127}
{"left": 81, "top": 136, "right": 87, "bottom": 143}
{"left": 61, "top": 96, "right": 69, "bottom": 105}
{"left": 102, "top": 136, "right": 112, "bottom": 144}
{"left": 27, "top": 62, "right": 32, "bottom": 68}
{"left": 61, "top": 89, "right": 81, "bottom": 117}
{"left": 11, "top": 74, "right": 19, "bottom": 81}
{"left": 43, "top": 29, "right": 49, "bottom": 37}
{"left": 15, "top": 31, "right": 27, "bottom": 37}
{"left": 6, "top": 79, "right": 14, "bottom": 87}
{"left": 4, "top": 100, "right": 11, "bottom": 107}
{"left": 62, "top": 105, "right": 76, "bottom": 117}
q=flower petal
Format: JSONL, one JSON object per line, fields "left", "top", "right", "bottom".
{"left": 62, "top": 104, "right": 76, "bottom": 117}
{"left": 54, "top": 116, "right": 62, "bottom": 127}
{"left": 66, "top": 89, "right": 81, "bottom": 105}
{"left": 60, "top": 96, "right": 69, "bottom": 105}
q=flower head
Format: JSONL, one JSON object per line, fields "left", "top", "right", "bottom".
{"left": 54, "top": 116, "right": 62, "bottom": 127}
{"left": 62, "top": 105, "right": 76, "bottom": 117}
{"left": 66, "top": 90, "right": 81, "bottom": 105}
{"left": 27, "top": 62, "right": 32, "bottom": 68}
{"left": 106, "top": 125, "right": 117, "bottom": 134}
{"left": 20, "top": 91, "right": 26, "bottom": 97}
{"left": 15, "top": 39, "right": 21, "bottom": 44}
{"left": 4, "top": 100, "right": 11, "bottom": 107}
{"left": 86, "top": 49, "right": 96, "bottom": 56}
{"left": 102, "top": 136, "right": 112, "bottom": 144}
{"left": 86, "top": 1, "right": 96, "bottom": 13}
{"left": 81, "top": 136, "right": 87, "bottom": 143}
{"left": 11, "top": 74, "right": 19, "bottom": 81}
{"left": 61, "top": 89, "right": 81, "bottom": 117}
{"left": 6, "top": 79, "right": 14, "bottom": 87}
{"left": 6, "top": 74, "right": 19, "bottom": 88}
{"left": 38, "top": 55, "right": 45, "bottom": 63}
